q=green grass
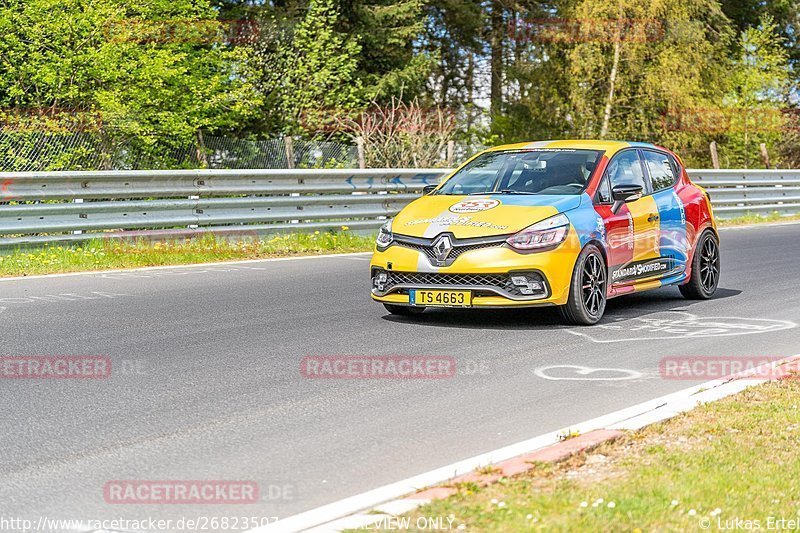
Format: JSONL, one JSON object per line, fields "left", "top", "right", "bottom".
{"left": 718, "top": 211, "right": 800, "bottom": 226}
{"left": 378, "top": 377, "right": 800, "bottom": 532}
{"left": 0, "top": 230, "right": 374, "bottom": 277}
{"left": 1, "top": 212, "right": 798, "bottom": 278}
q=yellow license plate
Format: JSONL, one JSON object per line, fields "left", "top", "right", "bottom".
{"left": 410, "top": 289, "right": 472, "bottom": 307}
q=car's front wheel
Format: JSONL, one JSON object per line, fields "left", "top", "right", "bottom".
{"left": 383, "top": 303, "right": 426, "bottom": 316}
{"left": 559, "top": 244, "right": 607, "bottom": 325}
{"left": 679, "top": 229, "right": 720, "bottom": 299}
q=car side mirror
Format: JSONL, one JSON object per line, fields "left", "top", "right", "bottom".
{"left": 611, "top": 184, "right": 643, "bottom": 214}
{"left": 422, "top": 184, "right": 437, "bottom": 195}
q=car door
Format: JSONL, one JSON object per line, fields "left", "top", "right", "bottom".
{"left": 641, "top": 149, "right": 689, "bottom": 278}
{"left": 595, "top": 149, "right": 662, "bottom": 287}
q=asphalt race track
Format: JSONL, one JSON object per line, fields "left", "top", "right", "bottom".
{"left": 2, "top": 222, "right": 800, "bottom": 529}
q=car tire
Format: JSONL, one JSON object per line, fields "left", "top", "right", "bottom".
{"left": 383, "top": 303, "right": 426, "bottom": 316}
{"left": 679, "top": 229, "right": 720, "bottom": 300}
{"left": 558, "top": 244, "right": 607, "bottom": 326}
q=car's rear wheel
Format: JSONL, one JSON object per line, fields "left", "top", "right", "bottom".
{"left": 679, "top": 229, "right": 720, "bottom": 299}
{"left": 383, "top": 303, "right": 426, "bottom": 316}
{"left": 559, "top": 244, "right": 607, "bottom": 325}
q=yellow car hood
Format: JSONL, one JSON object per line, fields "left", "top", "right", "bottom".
{"left": 392, "top": 194, "right": 582, "bottom": 238}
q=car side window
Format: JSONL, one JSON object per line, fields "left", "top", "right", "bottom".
{"left": 595, "top": 174, "right": 612, "bottom": 204}
{"left": 606, "top": 150, "right": 647, "bottom": 191}
{"left": 642, "top": 150, "right": 676, "bottom": 191}
{"left": 669, "top": 154, "right": 681, "bottom": 178}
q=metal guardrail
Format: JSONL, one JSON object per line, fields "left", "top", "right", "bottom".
{"left": 0, "top": 168, "right": 797, "bottom": 248}
{"left": 0, "top": 169, "right": 446, "bottom": 248}
{"left": 689, "top": 169, "right": 800, "bottom": 218}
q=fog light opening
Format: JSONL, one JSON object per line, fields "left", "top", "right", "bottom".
{"left": 511, "top": 273, "right": 545, "bottom": 296}
{"left": 373, "top": 270, "right": 388, "bottom": 292}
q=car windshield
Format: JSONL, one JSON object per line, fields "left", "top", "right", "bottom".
{"left": 434, "top": 149, "right": 604, "bottom": 196}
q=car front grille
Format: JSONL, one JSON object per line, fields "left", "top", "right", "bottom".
{"left": 373, "top": 270, "right": 548, "bottom": 300}
{"left": 397, "top": 241, "right": 501, "bottom": 265}
{"left": 392, "top": 233, "right": 506, "bottom": 267}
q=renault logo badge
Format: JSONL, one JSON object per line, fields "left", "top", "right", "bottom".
{"left": 432, "top": 235, "right": 453, "bottom": 265}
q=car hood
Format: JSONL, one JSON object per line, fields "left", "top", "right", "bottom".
{"left": 392, "top": 194, "right": 583, "bottom": 239}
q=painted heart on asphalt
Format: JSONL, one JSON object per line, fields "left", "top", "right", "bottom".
{"left": 566, "top": 311, "right": 797, "bottom": 344}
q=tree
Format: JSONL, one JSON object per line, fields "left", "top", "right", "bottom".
{"left": 721, "top": 16, "right": 793, "bottom": 167}
{"left": 339, "top": 0, "right": 433, "bottom": 100}
{"left": 269, "top": 0, "right": 364, "bottom": 134}
{"left": 565, "top": 0, "right": 732, "bottom": 144}
{"left": 421, "top": 0, "right": 486, "bottom": 144}
{"left": 0, "top": 0, "right": 262, "bottom": 168}
{"left": 719, "top": 0, "right": 799, "bottom": 64}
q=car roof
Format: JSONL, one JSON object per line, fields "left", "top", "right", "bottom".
{"left": 486, "top": 140, "right": 661, "bottom": 156}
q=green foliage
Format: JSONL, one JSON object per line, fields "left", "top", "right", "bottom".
{"left": 275, "top": 0, "right": 364, "bottom": 133}
{"left": 718, "top": 16, "right": 792, "bottom": 167}
{"left": 719, "top": 0, "right": 799, "bottom": 62}
{"left": 0, "top": 0, "right": 262, "bottom": 168}
{"left": 566, "top": 0, "right": 732, "bottom": 140}
{"left": 342, "top": 0, "right": 433, "bottom": 100}
{"left": 1, "top": 0, "right": 799, "bottom": 169}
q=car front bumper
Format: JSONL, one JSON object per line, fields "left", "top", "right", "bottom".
{"left": 369, "top": 232, "right": 582, "bottom": 307}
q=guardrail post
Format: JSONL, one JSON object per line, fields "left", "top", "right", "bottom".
{"left": 760, "top": 143, "right": 771, "bottom": 169}
{"left": 709, "top": 142, "right": 720, "bottom": 170}
{"left": 72, "top": 198, "right": 83, "bottom": 235}
{"left": 284, "top": 135, "right": 295, "bottom": 169}
{"left": 356, "top": 136, "right": 366, "bottom": 169}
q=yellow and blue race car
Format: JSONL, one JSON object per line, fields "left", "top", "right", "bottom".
{"left": 370, "top": 140, "right": 720, "bottom": 324}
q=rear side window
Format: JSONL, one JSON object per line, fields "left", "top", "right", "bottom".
{"left": 642, "top": 150, "right": 676, "bottom": 191}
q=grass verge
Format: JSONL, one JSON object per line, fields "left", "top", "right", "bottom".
{"left": 0, "top": 231, "right": 374, "bottom": 278}
{"left": 380, "top": 377, "right": 800, "bottom": 532}
{"left": 0, "top": 212, "right": 797, "bottom": 278}
{"left": 718, "top": 211, "right": 800, "bottom": 226}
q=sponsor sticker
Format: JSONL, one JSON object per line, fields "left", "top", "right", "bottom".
{"left": 404, "top": 215, "right": 509, "bottom": 230}
{"left": 449, "top": 199, "right": 500, "bottom": 213}
{"left": 611, "top": 258, "right": 672, "bottom": 282}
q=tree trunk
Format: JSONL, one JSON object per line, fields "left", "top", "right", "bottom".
{"left": 195, "top": 129, "right": 208, "bottom": 168}
{"left": 600, "top": 36, "right": 621, "bottom": 139}
{"left": 490, "top": 0, "right": 504, "bottom": 117}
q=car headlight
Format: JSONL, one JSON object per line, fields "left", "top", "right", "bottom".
{"left": 506, "top": 213, "right": 570, "bottom": 251}
{"left": 376, "top": 219, "right": 393, "bottom": 248}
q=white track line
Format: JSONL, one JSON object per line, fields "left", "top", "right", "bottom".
{"left": 249, "top": 353, "right": 799, "bottom": 533}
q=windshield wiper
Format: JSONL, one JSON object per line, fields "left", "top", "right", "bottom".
{"left": 496, "top": 189, "right": 536, "bottom": 195}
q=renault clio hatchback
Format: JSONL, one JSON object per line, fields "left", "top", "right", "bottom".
{"left": 370, "top": 140, "right": 720, "bottom": 325}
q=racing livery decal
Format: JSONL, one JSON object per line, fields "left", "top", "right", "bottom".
{"left": 449, "top": 199, "right": 501, "bottom": 213}
{"left": 370, "top": 139, "right": 720, "bottom": 325}
{"left": 611, "top": 258, "right": 674, "bottom": 284}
